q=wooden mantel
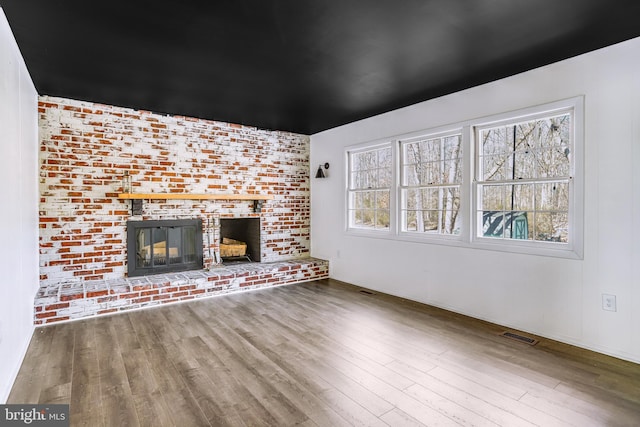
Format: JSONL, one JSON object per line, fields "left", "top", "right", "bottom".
{"left": 117, "top": 193, "right": 274, "bottom": 201}
{"left": 117, "top": 193, "right": 273, "bottom": 214}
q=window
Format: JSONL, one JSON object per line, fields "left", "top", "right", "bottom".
{"left": 475, "top": 109, "right": 573, "bottom": 246}
{"left": 343, "top": 97, "right": 582, "bottom": 258}
{"left": 400, "top": 132, "right": 462, "bottom": 235}
{"left": 347, "top": 144, "right": 392, "bottom": 230}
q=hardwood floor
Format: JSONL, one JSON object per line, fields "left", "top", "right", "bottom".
{"left": 8, "top": 279, "right": 640, "bottom": 426}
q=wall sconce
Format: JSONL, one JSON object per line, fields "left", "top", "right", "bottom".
{"left": 315, "top": 162, "right": 330, "bottom": 178}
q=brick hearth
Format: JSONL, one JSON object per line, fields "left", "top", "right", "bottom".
{"left": 35, "top": 258, "right": 328, "bottom": 324}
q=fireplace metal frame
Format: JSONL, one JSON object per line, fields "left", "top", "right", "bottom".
{"left": 127, "top": 219, "right": 203, "bottom": 277}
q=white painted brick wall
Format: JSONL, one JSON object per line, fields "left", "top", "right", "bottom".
{"left": 39, "top": 96, "right": 311, "bottom": 287}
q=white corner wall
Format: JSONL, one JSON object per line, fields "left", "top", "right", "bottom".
{"left": 311, "top": 37, "right": 640, "bottom": 363}
{"left": 0, "top": 9, "right": 39, "bottom": 402}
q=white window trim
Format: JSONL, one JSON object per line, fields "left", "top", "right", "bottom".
{"left": 343, "top": 96, "right": 584, "bottom": 260}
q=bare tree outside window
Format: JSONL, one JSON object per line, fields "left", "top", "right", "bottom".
{"left": 400, "top": 133, "right": 462, "bottom": 235}
{"left": 348, "top": 145, "right": 392, "bottom": 230}
{"left": 477, "top": 112, "right": 571, "bottom": 243}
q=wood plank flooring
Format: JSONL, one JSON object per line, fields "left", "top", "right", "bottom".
{"left": 8, "top": 279, "right": 640, "bottom": 426}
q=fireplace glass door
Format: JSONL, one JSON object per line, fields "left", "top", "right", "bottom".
{"left": 128, "top": 219, "right": 203, "bottom": 276}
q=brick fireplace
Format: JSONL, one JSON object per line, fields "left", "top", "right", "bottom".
{"left": 39, "top": 96, "right": 311, "bottom": 284}
{"left": 35, "top": 96, "right": 327, "bottom": 323}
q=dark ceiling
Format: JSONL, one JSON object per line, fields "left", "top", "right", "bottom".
{"left": 2, "top": 1, "right": 640, "bottom": 135}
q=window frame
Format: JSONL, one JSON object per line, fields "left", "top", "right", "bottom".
{"left": 471, "top": 97, "right": 584, "bottom": 258}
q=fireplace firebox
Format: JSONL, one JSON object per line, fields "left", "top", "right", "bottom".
{"left": 127, "top": 219, "right": 203, "bottom": 277}
{"left": 219, "top": 218, "right": 261, "bottom": 263}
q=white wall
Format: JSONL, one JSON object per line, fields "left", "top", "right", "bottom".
{"left": 0, "top": 9, "right": 39, "bottom": 402}
{"left": 311, "top": 37, "right": 640, "bottom": 363}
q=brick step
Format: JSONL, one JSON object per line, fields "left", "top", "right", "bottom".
{"left": 34, "top": 258, "right": 329, "bottom": 324}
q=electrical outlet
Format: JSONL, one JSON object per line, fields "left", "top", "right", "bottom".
{"left": 602, "top": 294, "right": 617, "bottom": 312}
{"left": 336, "top": 250, "right": 341, "bottom": 259}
